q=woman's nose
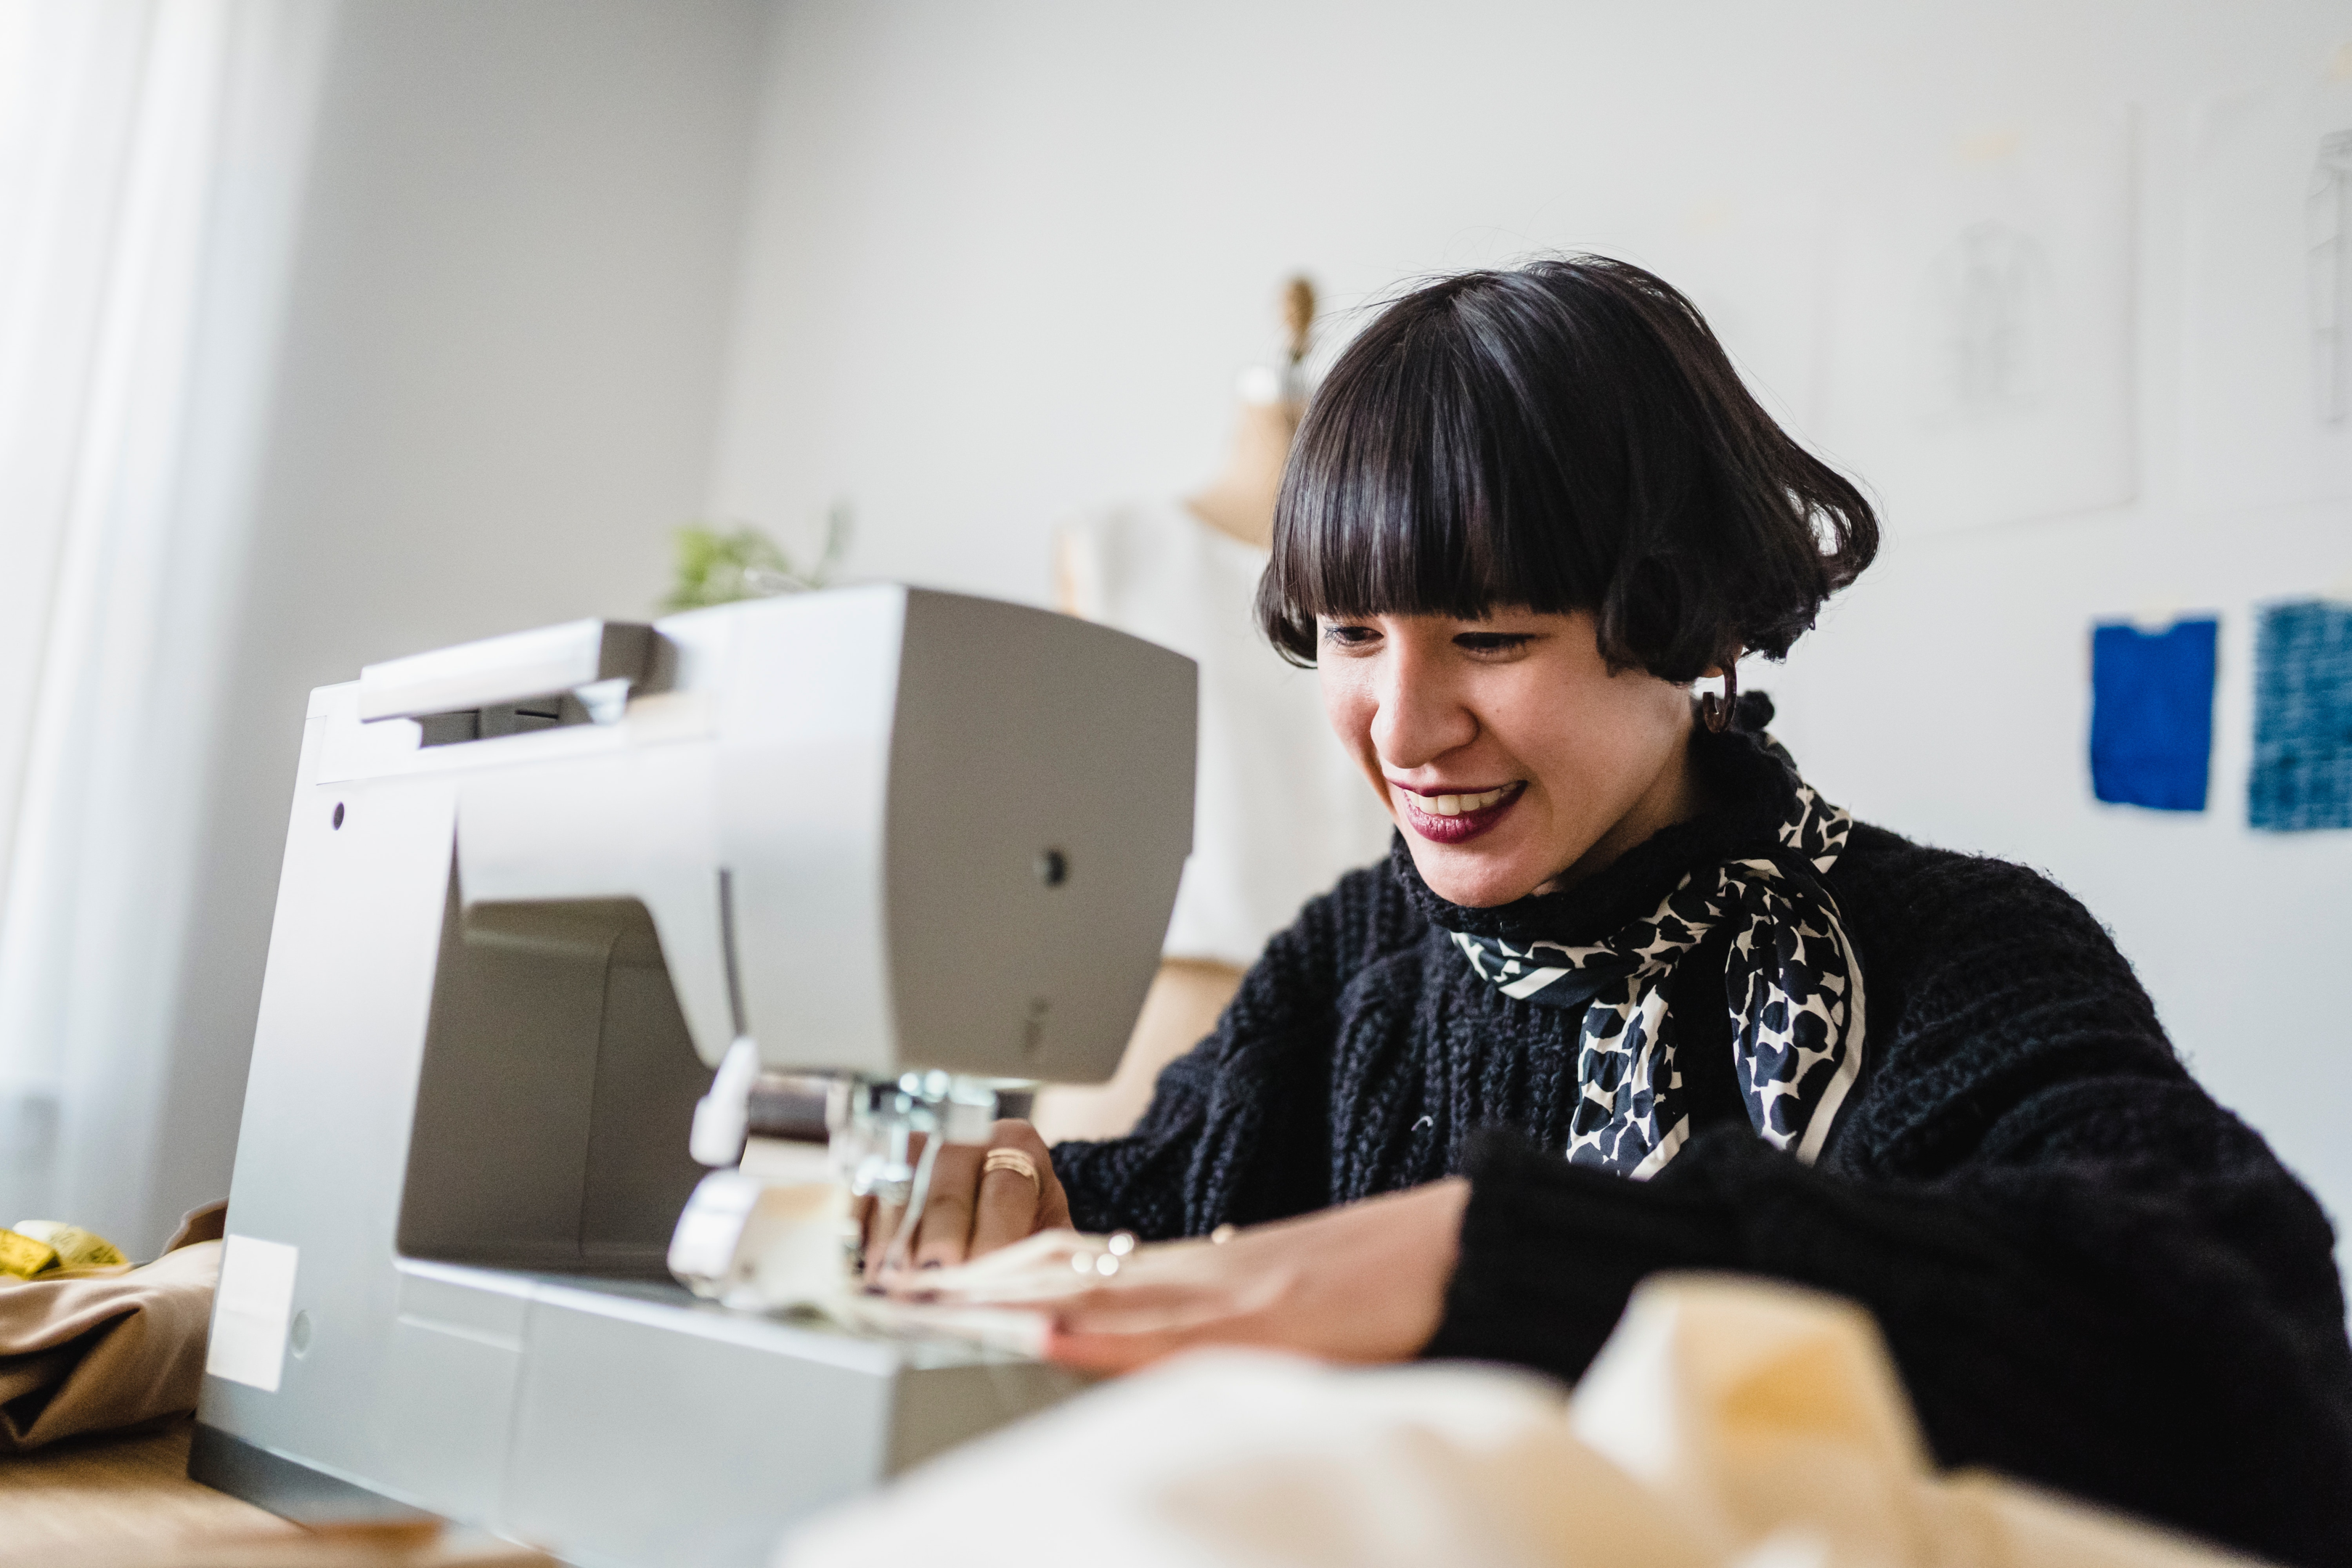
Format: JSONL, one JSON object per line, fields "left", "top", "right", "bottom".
{"left": 1371, "top": 646, "right": 1477, "bottom": 769}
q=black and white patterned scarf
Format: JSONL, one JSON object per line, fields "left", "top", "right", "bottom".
{"left": 1450, "top": 777, "right": 1866, "bottom": 1178}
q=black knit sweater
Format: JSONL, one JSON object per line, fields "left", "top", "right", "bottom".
{"left": 1051, "top": 723, "right": 2352, "bottom": 1567}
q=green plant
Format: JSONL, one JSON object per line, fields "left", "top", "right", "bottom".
{"left": 663, "top": 504, "right": 852, "bottom": 611}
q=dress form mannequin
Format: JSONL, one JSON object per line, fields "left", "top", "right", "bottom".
{"left": 1182, "top": 277, "right": 1312, "bottom": 550}
{"left": 1038, "top": 279, "right": 1321, "bottom": 1144}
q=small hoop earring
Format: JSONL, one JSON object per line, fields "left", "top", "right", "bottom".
{"left": 1700, "top": 664, "right": 1737, "bottom": 734}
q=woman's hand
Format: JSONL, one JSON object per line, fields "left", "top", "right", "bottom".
{"left": 857, "top": 1119, "right": 1071, "bottom": 1279}
{"left": 889, "top": 1177, "right": 1469, "bottom": 1373}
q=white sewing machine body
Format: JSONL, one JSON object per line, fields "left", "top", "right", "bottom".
{"left": 192, "top": 587, "right": 1196, "bottom": 1566}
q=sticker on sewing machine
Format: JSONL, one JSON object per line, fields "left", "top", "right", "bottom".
{"left": 206, "top": 1236, "right": 301, "bottom": 1392}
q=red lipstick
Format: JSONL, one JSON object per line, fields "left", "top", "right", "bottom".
{"left": 1390, "top": 780, "right": 1527, "bottom": 845}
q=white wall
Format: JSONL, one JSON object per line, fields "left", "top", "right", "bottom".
{"left": 137, "top": 0, "right": 769, "bottom": 1250}
{"left": 713, "top": 1, "right": 2352, "bottom": 1253}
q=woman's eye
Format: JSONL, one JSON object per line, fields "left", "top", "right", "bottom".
{"left": 1454, "top": 632, "right": 1533, "bottom": 654}
{"left": 1321, "top": 624, "right": 1381, "bottom": 648}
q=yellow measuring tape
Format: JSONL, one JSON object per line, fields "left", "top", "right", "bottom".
{"left": 0, "top": 1220, "right": 128, "bottom": 1279}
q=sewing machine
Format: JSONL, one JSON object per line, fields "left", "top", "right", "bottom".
{"left": 191, "top": 587, "right": 1196, "bottom": 1566}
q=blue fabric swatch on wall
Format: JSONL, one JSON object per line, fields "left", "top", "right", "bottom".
{"left": 2250, "top": 600, "right": 2352, "bottom": 833}
{"left": 2089, "top": 618, "right": 2218, "bottom": 812}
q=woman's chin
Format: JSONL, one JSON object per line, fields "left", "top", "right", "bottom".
{"left": 1403, "top": 839, "right": 1551, "bottom": 909}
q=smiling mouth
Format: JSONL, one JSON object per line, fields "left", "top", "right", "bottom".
{"left": 1389, "top": 780, "right": 1527, "bottom": 844}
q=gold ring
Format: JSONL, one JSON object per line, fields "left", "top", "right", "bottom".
{"left": 981, "top": 1148, "right": 1040, "bottom": 1193}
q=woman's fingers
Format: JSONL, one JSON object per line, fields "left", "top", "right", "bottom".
{"left": 1042, "top": 1326, "right": 1199, "bottom": 1374}
{"left": 859, "top": 1119, "right": 1065, "bottom": 1278}
{"left": 968, "top": 1151, "right": 1045, "bottom": 1257}
{"left": 882, "top": 1227, "right": 1090, "bottom": 1299}
{"left": 962, "top": 1121, "right": 1060, "bottom": 1256}
{"left": 916, "top": 1183, "right": 1468, "bottom": 1367}
{"left": 1042, "top": 1291, "right": 1264, "bottom": 1373}
{"left": 1048, "top": 1283, "right": 1229, "bottom": 1331}
{"left": 862, "top": 1196, "right": 907, "bottom": 1281}
{"left": 859, "top": 1132, "right": 928, "bottom": 1280}
{"left": 910, "top": 1143, "right": 985, "bottom": 1269}
{"left": 1028, "top": 1146, "right": 1074, "bottom": 1235}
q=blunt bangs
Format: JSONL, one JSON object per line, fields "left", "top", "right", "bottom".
{"left": 1255, "top": 256, "right": 1877, "bottom": 683}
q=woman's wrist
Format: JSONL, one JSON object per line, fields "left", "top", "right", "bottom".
{"left": 1424, "top": 1130, "right": 1740, "bottom": 1379}
{"left": 1395, "top": 1176, "right": 1472, "bottom": 1355}
{"left": 1278, "top": 1175, "right": 1471, "bottom": 1359}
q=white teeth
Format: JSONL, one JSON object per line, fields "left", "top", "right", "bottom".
{"left": 1403, "top": 785, "right": 1511, "bottom": 817}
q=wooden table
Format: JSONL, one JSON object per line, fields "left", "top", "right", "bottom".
{"left": 0, "top": 1423, "right": 548, "bottom": 1567}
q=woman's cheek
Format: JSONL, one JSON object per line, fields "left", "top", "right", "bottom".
{"left": 1320, "top": 668, "right": 1399, "bottom": 822}
{"left": 1319, "top": 663, "right": 1376, "bottom": 754}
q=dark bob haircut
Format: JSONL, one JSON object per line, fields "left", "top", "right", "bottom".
{"left": 1256, "top": 256, "right": 1877, "bottom": 682}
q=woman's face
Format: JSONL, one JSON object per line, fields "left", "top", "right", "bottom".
{"left": 1318, "top": 608, "right": 1701, "bottom": 908}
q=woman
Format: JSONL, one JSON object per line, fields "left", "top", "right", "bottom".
{"left": 880, "top": 257, "right": 2352, "bottom": 1567}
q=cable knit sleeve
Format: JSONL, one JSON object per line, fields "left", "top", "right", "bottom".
{"left": 1424, "top": 838, "right": 2352, "bottom": 1568}
{"left": 1051, "top": 857, "right": 1421, "bottom": 1238}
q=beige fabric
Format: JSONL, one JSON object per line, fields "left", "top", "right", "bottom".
{"left": 779, "top": 1273, "right": 2260, "bottom": 1568}
{"left": 160, "top": 1199, "right": 228, "bottom": 1254}
{"left": 0, "top": 1206, "right": 225, "bottom": 1453}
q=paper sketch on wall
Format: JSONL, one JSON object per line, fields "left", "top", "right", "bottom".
{"left": 2182, "top": 64, "right": 2352, "bottom": 507}
{"left": 1922, "top": 221, "right": 2053, "bottom": 423}
{"left": 1815, "top": 109, "right": 2135, "bottom": 534}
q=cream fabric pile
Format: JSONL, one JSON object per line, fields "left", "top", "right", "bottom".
{"left": 780, "top": 1274, "right": 2257, "bottom": 1568}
